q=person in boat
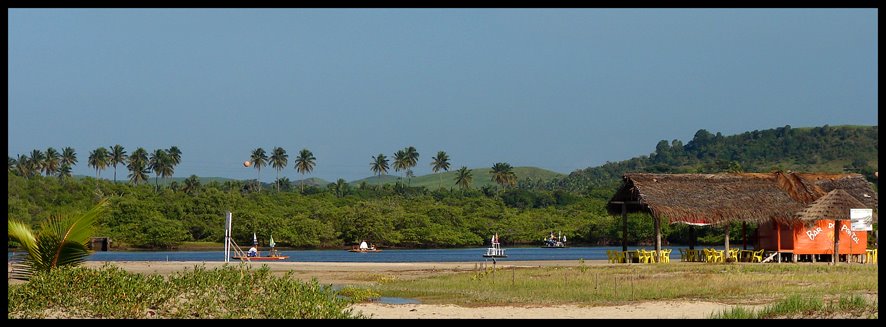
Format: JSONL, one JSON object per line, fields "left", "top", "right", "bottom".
{"left": 247, "top": 246, "right": 258, "bottom": 257}
{"left": 359, "top": 240, "right": 369, "bottom": 251}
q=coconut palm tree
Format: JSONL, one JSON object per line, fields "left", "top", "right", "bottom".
{"left": 7, "top": 199, "right": 108, "bottom": 279}
{"left": 16, "top": 154, "right": 32, "bottom": 177}
{"left": 42, "top": 147, "right": 61, "bottom": 176}
{"left": 393, "top": 150, "right": 408, "bottom": 178}
{"left": 269, "top": 147, "right": 288, "bottom": 191}
{"left": 274, "top": 177, "right": 292, "bottom": 192}
{"left": 404, "top": 146, "right": 419, "bottom": 185}
{"left": 61, "top": 147, "right": 77, "bottom": 168}
{"left": 58, "top": 163, "right": 73, "bottom": 180}
{"left": 166, "top": 146, "right": 182, "bottom": 180}
{"left": 30, "top": 149, "right": 45, "bottom": 176}
{"left": 490, "top": 162, "right": 517, "bottom": 189}
{"left": 454, "top": 166, "right": 473, "bottom": 190}
{"left": 127, "top": 147, "right": 149, "bottom": 185}
{"left": 108, "top": 144, "right": 127, "bottom": 183}
{"left": 250, "top": 148, "right": 268, "bottom": 187}
{"left": 88, "top": 147, "right": 109, "bottom": 179}
{"left": 149, "top": 149, "right": 173, "bottom": 188}
{"left": 370, "top": 153, "right": 389, "bottom": 179}
{"left": 8, "top": 156, "right": 16, "bottom": 173}
{"left": 183, "top": 175, "right": 201, "bottom": 195}
{"left": 294, "top": 148, "right": 316, "bottom": 192}
{"left": 431, "top": 151, "right": 451, "bottom": 189}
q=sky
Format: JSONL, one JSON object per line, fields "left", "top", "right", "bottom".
{"left": 8, "top": 9, "right": 878, "bottom": 183}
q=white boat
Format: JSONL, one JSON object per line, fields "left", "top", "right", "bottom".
{"left": 482, "top": 233, "right": 507, "bottom": 258}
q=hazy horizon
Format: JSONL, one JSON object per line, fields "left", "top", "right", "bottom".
{"left": 9, "top": 9, "right": 878, "bottom": 182}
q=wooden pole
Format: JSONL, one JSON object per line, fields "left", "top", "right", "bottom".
{"left": 724, "top": 222, "right": 731, "bottom": 262}
{"left": 654, "top": 216, "right": 661, "bottom": 262}
{"left": 833, "top": 220, "right": 840, "bottom": 265}
{"left": 776, "top": 221, "right": 781, "bottom": 263}
{"left": 689, "top": 225, "right": 695, "bottom": 250}
{"left": 622, "top": 203, "right": 628, "bottom": 252}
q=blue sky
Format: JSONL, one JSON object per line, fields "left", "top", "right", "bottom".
{"left": 8, "top": 9, "right": 878, "bottom": 182}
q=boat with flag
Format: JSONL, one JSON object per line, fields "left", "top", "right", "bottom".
{"left": 232, "top": 233, "right": 289, "bottom": 261}
{"left": 483, "top": 233, "right": 507, "bottom": 258}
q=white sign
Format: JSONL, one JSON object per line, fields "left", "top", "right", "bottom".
{"left": 850, "top": 208, "right": 873, "bottom": 231}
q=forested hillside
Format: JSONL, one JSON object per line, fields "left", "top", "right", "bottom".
{"left": 527, "top": 125, "right": 878, "bottom": 193}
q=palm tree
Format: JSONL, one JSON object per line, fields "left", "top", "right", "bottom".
{"left": 404, "top": 146, "right": 419, "bottom": 185}
{"left": 30, "top": 149, "right": 45, "bottom": 176}
{"left": 454, "top": 166, "right": 473, "bottom": 190}
{"left": 87, "top": 147, "right": 109, "bottom": 178}
{"left": 167, "top": 146, "right": 182, "bottom": 166}
{"left": 269, "top": 147, "right": 288, "bottom": 191}
{"left": 43, "top": 147, "right": 61, "bottom": 176}
{"left": 183, "top": 175, "right": 201, "bottom": 195}
{"left": 274, "top": 177, "right": 291, "bottom": 192}
{"left": 127, "top": 147, "right": 149, "bottom": 185}
{"left": 8, "top": 156, "right": 16, "bottom": 173}
{"left": 490, "top": 162, "right": 517, "bottom": 189}
{"left": 370, "top": 153, "right": 389, "bottom": 179}
{"left": 294, "top": 148, "right": 316, "bottom": 192}
{"left": 7, "top": 199, "right": 108, "bottom": 279}
{"left": 393, "top": 150, "right": 408, "bottom": 178}
{"left": 108, "top": 144, "right": 127, "bottom": 183}
{"left": 58, "top": 163, "right": 73, "bottom": 180}
{"left": 149, "top": 149, "right": 173, "bottom": 188}
{"left": 250, "top": 148, "right": 268, "bottom": 186}
{"left": 16, "top": 154, "right": 32, "bottom": 177}
{"left": 61, "top": 147, "right": 77, "bottom": 169}
{"left": 431, "top": 151, "right": 451, "bottom": 189}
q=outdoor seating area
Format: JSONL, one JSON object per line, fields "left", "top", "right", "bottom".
{"left": 677, "top": 248, "right": 766, "bottom": 263}
{"left": 606, "top": 249, "right": 672, "bottom": 263}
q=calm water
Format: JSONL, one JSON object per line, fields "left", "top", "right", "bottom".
{"left": 9, "top": 245, "right": 729, "bottom": 263}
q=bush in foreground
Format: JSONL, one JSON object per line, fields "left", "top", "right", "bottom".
{"left": 8, "top": 264, "right": 363, "bottom": 319}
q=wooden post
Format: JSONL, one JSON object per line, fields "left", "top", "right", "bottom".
{"left": 689, "top": 225, "right": 695, "bottom": 250}
{"left": 622, "top": 203, "right": 628, "bottom": 252}
{"left": 833, "top": 220, "right": 840, "bottom": 265}
{"left": 776, "top": 221, "right": 781, "bottom": 263}
{"left": 724, "top": 222, "right": 730, "bottom": 262}
{"left": 654, "top": 216, "right": 661, "bottom": 262}
{"left": 742, "top": 222, "right": 747, "bottom": 250}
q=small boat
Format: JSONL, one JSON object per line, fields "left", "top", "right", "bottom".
{"left": 348, "top": 248, "right": 383, "bottom": 253}
{"left": 541, "top": 231, "right": 567, "bottom": 248}
{"left": 483, "top": 233, "right": 507, "bottom": 258}
{"left": 231, "top": 255, "right": 289, "bottom": 261}
{"left": 233, "top": 234, "right": 289, "bottom": 260}
{"left": 350, "top": 240, "right": 381, "bottom": 252}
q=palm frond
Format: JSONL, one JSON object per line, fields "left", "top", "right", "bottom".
{"left": 8, "top": 220, "right": 40, "bottom": 266}
{"left": 42, "top": 198, "right": 108, "bottom": 268}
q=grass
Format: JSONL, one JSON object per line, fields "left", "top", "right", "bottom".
{"left": 711, "top": 294, "right": 878, "bottom": 319}
{"left": 372, "top": 263, "right": 878, "bottom": 309}
{"left": 8, "top": 264, "right": 364, "bottom": 319}
{"left": 350, "top": 166, "right": 565, "bottom": 190}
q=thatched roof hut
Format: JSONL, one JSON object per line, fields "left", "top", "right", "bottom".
{"left": 607, "top": 172, "right": 877, "bottom": 226}
{"left": 795, "top": 189, "right": 878, "bottom": 224}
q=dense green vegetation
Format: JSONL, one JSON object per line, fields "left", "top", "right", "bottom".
{"left": 7, "top": 124, "right": 878, "bottom": 249}
{"left": 530, "top": 125, "right": 879, "bottom": 192}
{"left": 7, "top": 264, "right": 362, "bottom": 318}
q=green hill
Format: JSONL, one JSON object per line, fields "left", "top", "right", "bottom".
{"left": 350, "top": 166, "right": 564, "bottom": 190}
{"left": 543, "top": 124, "right": 878, "bottom": 192}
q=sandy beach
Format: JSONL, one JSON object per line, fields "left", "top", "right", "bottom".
{"left": 51, "top": 260, "right": 755, "bottom": 318}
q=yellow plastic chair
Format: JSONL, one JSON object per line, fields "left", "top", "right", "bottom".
{"left": 750, "top": 249, "right": 764, "bottom": 263}
{"left": 728, "top": 249, "right": 739, "bottom": 262}
{"left": 617, "top": 251, "right": 626, "bottom": 263}
{"left": 606, "top": 250, "right": 613, "bottom": 263}
{"left": 678, "top": 248, "right": 686, "bottom": 262}
{"left": 636, "top": 250, "right": 650, "bottom": 263}
{"left": 870, "top": 249, "right": 877, "bottom": 264}
{"left": 703, "top": 249, "right": 713, "bottom": 263}
{"left": 660, "top": 249, "right": 671, "bottom": 263}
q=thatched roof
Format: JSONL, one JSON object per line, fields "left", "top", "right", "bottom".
{"left": 795, "top": 189, "right": 877, "bottom": 224}
{"left": 607, "top": 172, "right": 878, "bottom": 226}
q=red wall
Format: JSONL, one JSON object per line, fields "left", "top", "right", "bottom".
{"left": 792, "top": 220, "right": 868, "bottom": 255}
